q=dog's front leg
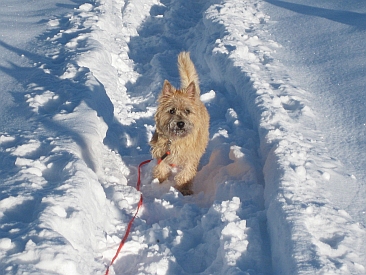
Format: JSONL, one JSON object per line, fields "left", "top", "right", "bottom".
{"left": 174, "top": 162, "right": 197, "bottom": 195}
{"left": 153, "top": 162, "right": 171, "bottom": 183}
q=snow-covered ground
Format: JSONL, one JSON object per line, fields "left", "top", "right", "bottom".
{"left": 263, "top": 0, "right": 366, "bottom": 227}
{"left": 0, "top": 0, "right": 365, "bottom": 274}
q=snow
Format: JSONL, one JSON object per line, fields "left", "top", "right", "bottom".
{"left": 0, "top": 0, "right": 365, "bottom": 274}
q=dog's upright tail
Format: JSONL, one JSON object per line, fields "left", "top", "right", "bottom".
{"left": 178, "top": 52, "right": 200, "bottom": 95}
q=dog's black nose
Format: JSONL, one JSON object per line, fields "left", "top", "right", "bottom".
{"left": 177, "top": 121, "right": 185, "bottom": 129}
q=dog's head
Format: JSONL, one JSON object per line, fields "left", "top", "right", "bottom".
{"left": 155, "top": 80, "right": 199, "bottom": 139}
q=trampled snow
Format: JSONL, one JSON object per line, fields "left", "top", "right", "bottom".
{"left": 0, "top": 0, "right": 365, "bottom": 274}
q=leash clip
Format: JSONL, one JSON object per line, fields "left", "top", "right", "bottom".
{"left": 158, "top": 139, "right": 172, "bottom": 164}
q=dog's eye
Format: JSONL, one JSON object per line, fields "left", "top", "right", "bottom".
{"left": 185, "top": 109, "right": 191, "bottom": 115}
{"left": 169, "top": 108, "right": 176, "bottom": 114}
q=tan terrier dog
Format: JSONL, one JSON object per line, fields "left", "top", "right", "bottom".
{"left": 150, "top": 52, "right": 209, "bottom": 195}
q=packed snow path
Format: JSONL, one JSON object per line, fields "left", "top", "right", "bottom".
{"left": 0, "top": 0, "right": 365, "bottom": 274}
{"left": 99, "top": 0, "right": 272, "bottom": 273}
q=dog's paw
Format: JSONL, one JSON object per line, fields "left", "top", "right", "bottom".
{"left": 180, "top": 189, "right": 193, "bottom": 196}
{"left": 175, "top": 185, "right": 193, "bottom": 196}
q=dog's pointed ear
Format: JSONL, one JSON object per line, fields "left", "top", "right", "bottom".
{"left": 162, "top": 80, "right": 174, "bottom": 97}
{"left": 186, "top": 81, "right": 197, "bottom": 99}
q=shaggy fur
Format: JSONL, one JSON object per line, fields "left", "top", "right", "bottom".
{"left": 150, "top": 52, "right": 210, "bottom": 195}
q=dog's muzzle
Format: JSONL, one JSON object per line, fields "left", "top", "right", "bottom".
{"left": 169, "top": 120, "right": 191, "bottom": 137}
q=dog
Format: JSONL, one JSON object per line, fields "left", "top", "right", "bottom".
{"left": 150, "top": 52, "right": 209, "bottom": 195}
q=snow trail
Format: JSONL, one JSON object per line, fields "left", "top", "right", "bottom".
{"left": 95, "top": 0, "right": 272, "bottom": 273}
{"left": 1, "top": 0, "right": 366, "bottom": 274}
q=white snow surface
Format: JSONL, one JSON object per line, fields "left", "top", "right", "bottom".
{"left": 0, "top": 0, "right": 365, "bottom": 274}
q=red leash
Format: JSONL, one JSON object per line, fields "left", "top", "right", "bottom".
{"left": 104, "top": 159, "right": 152, "bottom": 275}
